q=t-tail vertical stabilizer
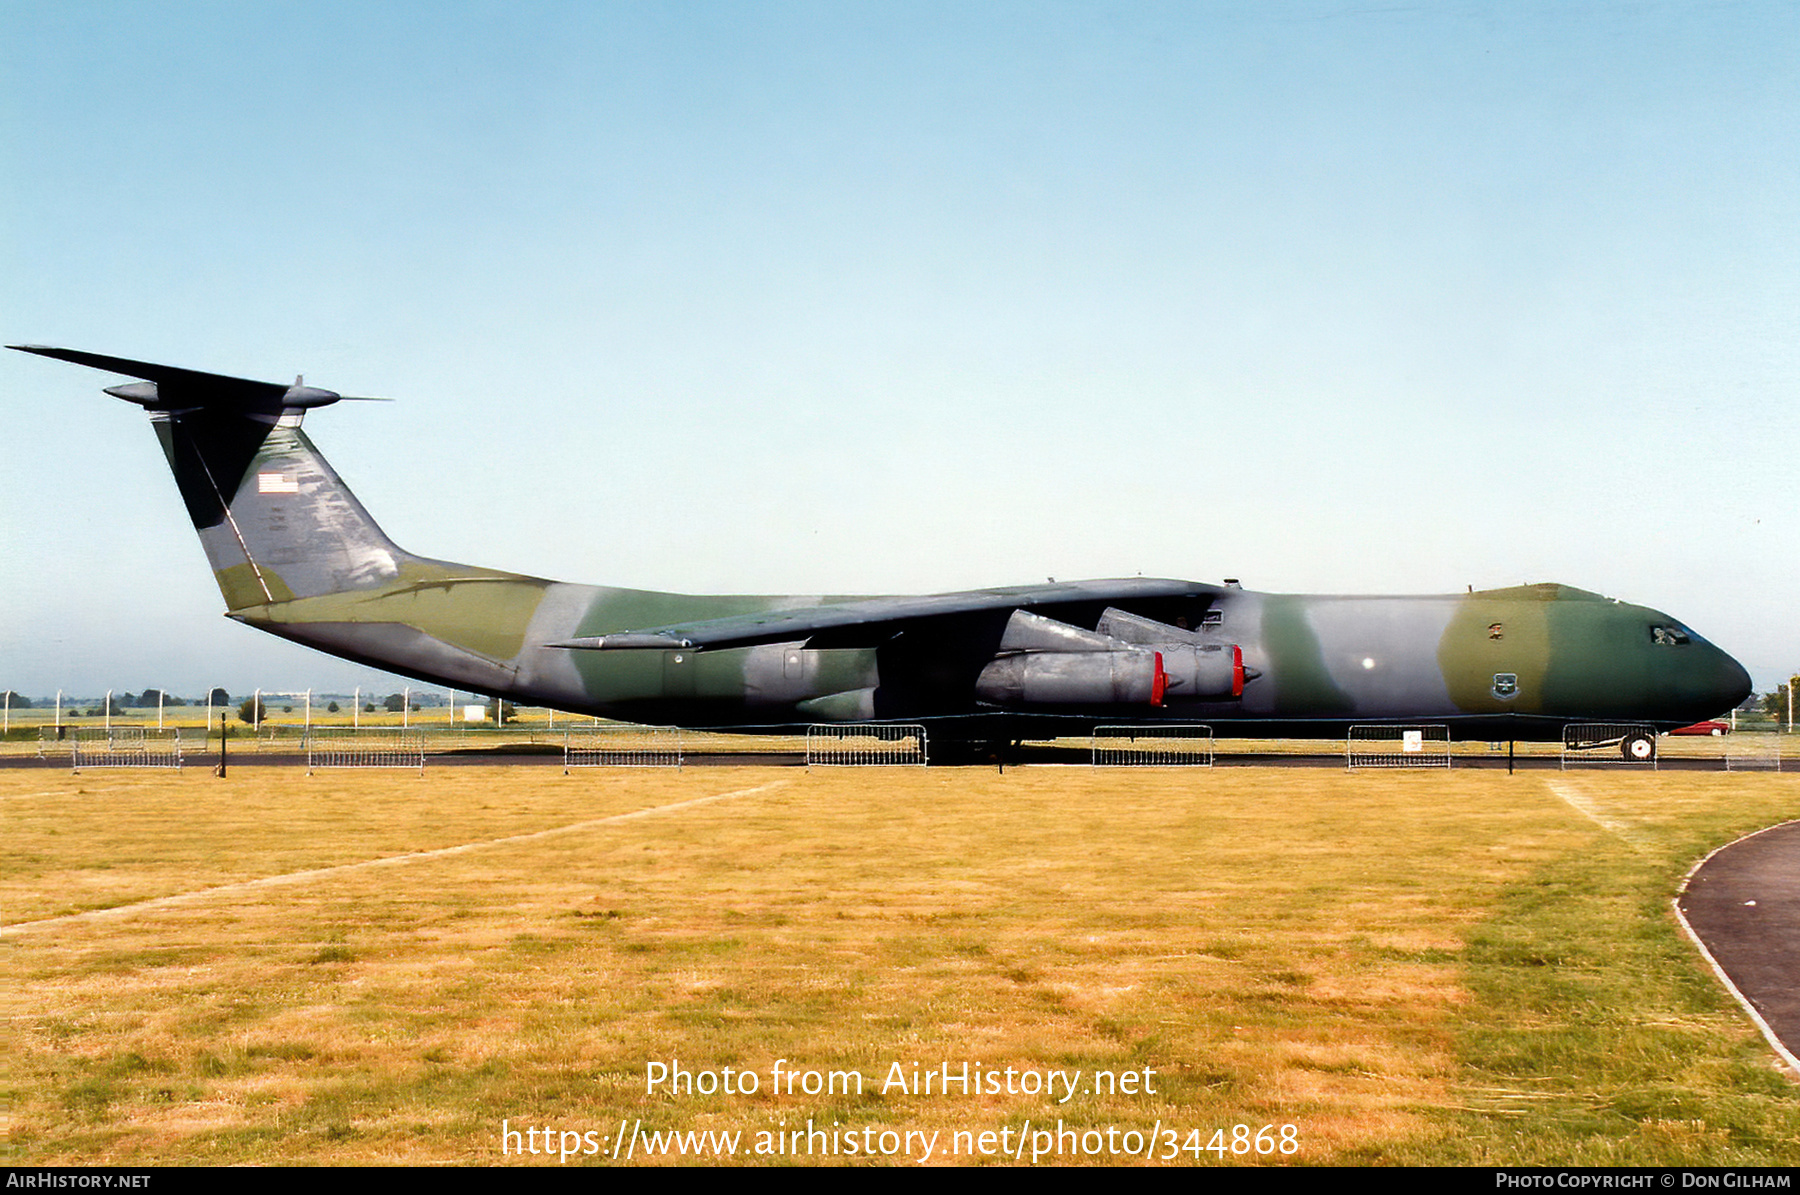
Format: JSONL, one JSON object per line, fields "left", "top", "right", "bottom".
{"left": 9, "top": 346, "right": 563, "bottom": 695}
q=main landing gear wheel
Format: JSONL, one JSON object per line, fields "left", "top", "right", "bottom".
{"left": 1621, "top": 733, "right": 1656, "bottom": 762}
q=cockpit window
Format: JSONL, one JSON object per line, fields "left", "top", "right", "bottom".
{"left": 1650, "top": 624, "right": 1691, "bottom": 646}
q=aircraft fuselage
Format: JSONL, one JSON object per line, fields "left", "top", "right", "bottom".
{"left": 236, "top": 572, "right": 1750, "bottom": 742}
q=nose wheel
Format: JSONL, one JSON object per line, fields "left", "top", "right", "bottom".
{"left": 1621, "top": 732, "right": 1656, "bottom": 762}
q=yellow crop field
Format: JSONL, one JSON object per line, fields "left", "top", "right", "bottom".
{"left": 4, "top": 764, "right": 1799, "bottom": 1166}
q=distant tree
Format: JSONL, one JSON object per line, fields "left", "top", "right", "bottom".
{"left": 1762, "top": 677, "right": 1799, "bottom": 720}
{"left": 486, "top": 698, "right": 521, "bottom": 725}
{"left": 0, "top": 691, "right": 32, "bottom": 709}
{"left": 238, "top": 696, "right": 267, "bottom": 726}
{"left": 383, "top": 693, "right": 405, "bottom": 713}
{"left": 137, "top": 689, "right": 163, "bottom": 708}
{"left": 207, "top": 687, "right": 231, "bottom": 708}
{"left": 102, "top": 693, "right": 130, "bottom": 715}
{"left": 327, "top": 701, "right": 340, "bottom": 713}
{"left": 363, "top": 702, "right": 376, "bottom": 713}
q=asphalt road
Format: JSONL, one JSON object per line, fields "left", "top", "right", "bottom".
{"left": 1679, "top": 821, "right": 1800, "bottom": 1067}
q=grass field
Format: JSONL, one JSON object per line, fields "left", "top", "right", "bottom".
{"left": 3, "top": 764, "right": 1799, "bottom": 1166}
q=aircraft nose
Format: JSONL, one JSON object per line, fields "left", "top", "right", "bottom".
{"left": 1719, "top": 649, "right": 1753, "bottom": 712}
{"left": 1692, "top": 644, "right": 1753, "bottom": 718}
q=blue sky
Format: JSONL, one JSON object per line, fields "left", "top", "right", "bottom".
{"left": 2, "top": 1, "right": 1795, "bottom": 697}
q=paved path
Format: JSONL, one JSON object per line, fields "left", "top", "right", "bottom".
{"left": 1678, "top": 821, "right": 1800, "bottom": 1070}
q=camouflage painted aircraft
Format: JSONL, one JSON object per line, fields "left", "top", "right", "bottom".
{"left": 14, "top": 346, "right": 1753, "bottom": 756}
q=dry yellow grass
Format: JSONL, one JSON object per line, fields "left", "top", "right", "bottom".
{"left": 3, "top": 763, "right": 1797, "bottom": 1165}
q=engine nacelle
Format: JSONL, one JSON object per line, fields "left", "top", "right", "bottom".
{"left": 1158, "top": 644, "right": 1245, "bottom": 701}
{"left": 976, "top": 649, "right": 1159, "bottom": 705}
{"left": 973, "top": 609, "right": 1249, "bottom": 706}
{"left": 975, "top": 644, "right": 1246, "bottom": 706}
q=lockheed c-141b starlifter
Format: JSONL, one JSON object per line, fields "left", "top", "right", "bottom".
{"left": 12, "top": 346, "right": 1753, "bottom": 758}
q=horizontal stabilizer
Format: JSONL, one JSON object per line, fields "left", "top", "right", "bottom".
{"left": 7, "top": 346, "right": 386, "bottom": 410}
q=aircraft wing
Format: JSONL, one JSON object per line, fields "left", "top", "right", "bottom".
{"left": 545, "top": 577, "right": 1221, "bottom": 652}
